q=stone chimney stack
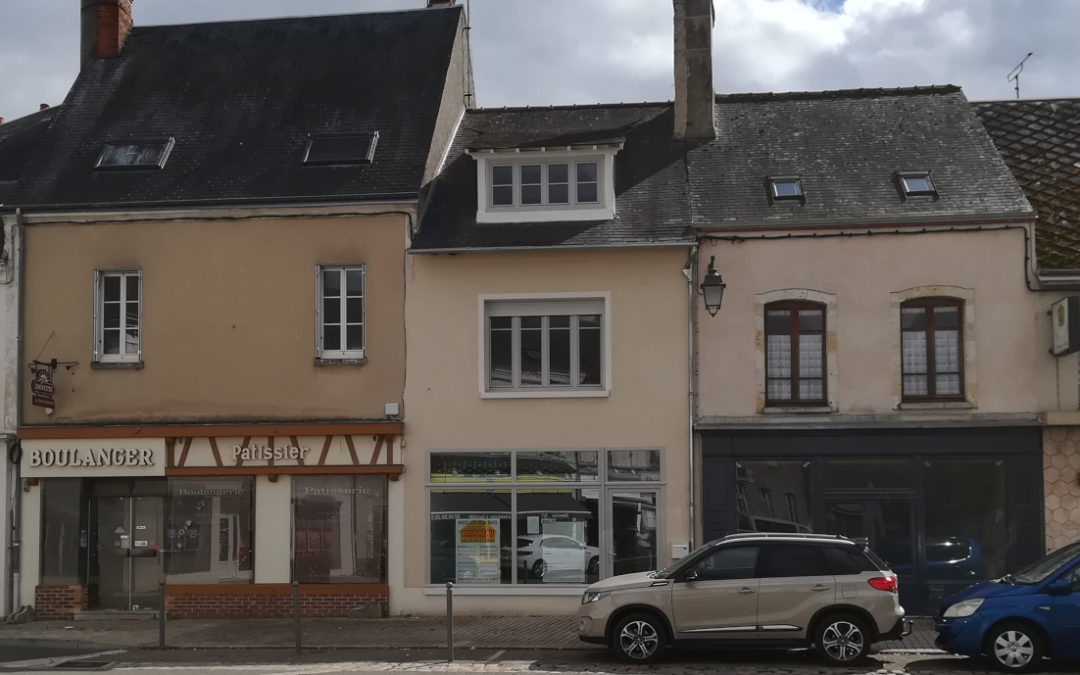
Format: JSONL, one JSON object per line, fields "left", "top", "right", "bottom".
{"left": 673, "top": 0, "right": 715, "bottom": 141}
{"left": 427, "top": 0, "right": 456, "bottom": 7}
{"left": 81, "top": 0, "right": 134, "bottom": 67}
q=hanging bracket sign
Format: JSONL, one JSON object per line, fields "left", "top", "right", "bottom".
{"left": 30, "top": 363, "right": 56, "bottom": 410}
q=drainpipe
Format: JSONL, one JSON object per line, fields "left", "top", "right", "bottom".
{"left": 682, "top": 245, "right": 699, "bottom": 551}
{"left": 11, "top": 207, "right": 25, "bottom": 613}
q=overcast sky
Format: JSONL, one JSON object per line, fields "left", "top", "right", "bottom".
{"left": 0, "top": 0, "right": 1073, "bottom": 122}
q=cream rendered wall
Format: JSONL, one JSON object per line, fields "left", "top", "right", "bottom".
{"left": 697, "top": 227, "right": 1069, "bottom": 418}
{"left": 18, "top": 484, "right": 40, "bottom": 609}
{"left": 21, "top": 210, "right": 409, "bottom": 425}
{"left": 254, "top": 475, "right": 291, "bottom": 584}
{"left": 398, "top": 247, "right": 692, "bottom": 615}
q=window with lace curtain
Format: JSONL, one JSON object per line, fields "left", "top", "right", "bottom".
{"left": 901, "top": 297, "right": 964, "bottom": 400}
{"left": 764, "top": 300, "right": 826, "bottom": 405}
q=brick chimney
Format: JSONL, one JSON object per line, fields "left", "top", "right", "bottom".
{"left": 427, "top": 0, "right": 456, "bottom": 7}
{"left": 81, "top": 0, "right": 134, "bottom": 67}
{"left": 673, "top": 0, "right": 715, "bottom": 141}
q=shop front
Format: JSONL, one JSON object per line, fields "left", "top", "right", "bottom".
{"left": 19, "top": 423, "right": 401, "bottom": 619}
{"left": 700, "top": 426, "right": 1044, "bottom": 615}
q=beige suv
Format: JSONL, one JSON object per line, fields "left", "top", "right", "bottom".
{"left": 577, "top": 533, "right": 909, "bottom": 664}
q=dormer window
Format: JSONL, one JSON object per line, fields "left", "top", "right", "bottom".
{"left": 303, "top": 132, "right": 379, "bottom": 166}
{"left": 769, "top": 176, "right": 803, "bottom": 201}
{"left": 489, "top": 159, "right": 600, "bottom": 208}
{"left": 95, "top": 138, "right": 174, "bottom": 169}
{"left": 470, "top": 145, "right": 619, "bottom": 224}
{"left": 899, "top": 171, "right": 936, "bottom": 196}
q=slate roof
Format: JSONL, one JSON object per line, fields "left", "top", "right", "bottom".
{"left": 0, "top": 106, "right": 61, "bottom": 203}
{"left": 972, "top": 99, "right": 1080, "bottom": 270}
{"left": 690, "top": 86, "right": 1033, "bottom": 230}
{"left": 9, "top": 7, "right": 463, "bottom": 209}
{"left": 414, "top": 86, "right": 1032, "bottom": 252}
{"left": 413, "top": 103, "right": 694, "bottom": 251}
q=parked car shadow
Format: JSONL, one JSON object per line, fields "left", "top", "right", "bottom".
{"left": 905, "top": 656, "right": 1080, "bottom": 674}
{"left": 532, "top": 646, "right": 892, "bottom": 672}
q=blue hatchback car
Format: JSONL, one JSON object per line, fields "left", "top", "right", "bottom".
{"left": 935, "top": 541, "right": 1080, "bottom": 672}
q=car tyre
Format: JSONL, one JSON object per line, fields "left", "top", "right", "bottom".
{"left": 984, "top": 622, "right": 1044, "bottom": 673}
{"left": 531, "top": 559, "right": 546, "bottom": 579}
{"left": 612, "top": 612, "right": 666, "bottom": 663}
{"left": 814, "top": 613, "right": 870, "bottom": 666}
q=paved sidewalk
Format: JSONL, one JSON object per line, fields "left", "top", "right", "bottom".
{"left": 0, "top": 614, "right": 938, "bottom": 652}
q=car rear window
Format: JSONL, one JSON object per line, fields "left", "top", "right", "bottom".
{"left": 758, "top": 544, "right": 832, "bottom": 577}
{"left": 823, "top": 545, "right": 882, "bottom": 574}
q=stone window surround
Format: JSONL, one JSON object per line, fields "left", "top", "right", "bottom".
{"left": 754, "top": 288, "right": 838, "bottom": 414}
{"left": 890, "top": 285, "right": 977, "bottom": 410}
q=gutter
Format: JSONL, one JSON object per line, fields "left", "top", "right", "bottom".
{"left": 11, "top": 207, "right": 24, "bottom": 614}
{"left": 8, "top": 192, "right": 420, "bottom": 214}
{"left": 697, "top": 212, "right": 1035, "bottom": 232}
{"left": 409, "top": 241, "right": 694, "bottom": 255}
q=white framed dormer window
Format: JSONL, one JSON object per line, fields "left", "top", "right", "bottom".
{"left": 471, "top": 147, "right": 620, "bottom": 223}
{"left": 479, "top": 293, "right": 611, "bottom": 398}
{"left": 93, "top": 270, "right": 142, "bottom": 363}
{"left": 316, "top": 265, "right": 365, "bottom": 360}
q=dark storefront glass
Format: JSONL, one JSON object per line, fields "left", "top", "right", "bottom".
{"left": 923, "top": 459, "right": 1007, "bottom": 604}
{"left": 41, "top": 479, "right": 85, "bottom": 584}
{"left": 826, "top": 459, "right": 911, "bottom": 489}
{"left": 736, "top": 461, "right": 813, "bottom": 533}
{"left": 291, "top": 475, "right": 387, "bottom": 584}
{"left": 165, "top": 477, "right": 254, "bottom": 583}
{"left": 516, "top": 489, "right": 599, "bottom": 585}
{"left": 516, "top": 451, "right": 599, "bottom": 482}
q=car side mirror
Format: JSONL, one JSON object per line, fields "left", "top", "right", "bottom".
{"left": 1047, "top": 578, "right": 1074, "bottom": 596}
{"left": 681, "top": 568, "right": 699, "bottom": 582}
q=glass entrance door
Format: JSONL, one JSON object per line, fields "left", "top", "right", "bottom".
{"left": 823, "top": 499, "right": 917, "bottom": 609}
{"left": 92, "top": 496, "right": 164, "bottom": 610}
{"left": 608, "top": 490, "right": 658, "bottom": 576}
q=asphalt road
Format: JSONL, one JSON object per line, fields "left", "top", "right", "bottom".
{"left": 2, "top": 646, "right": 1079, "bottom": 674}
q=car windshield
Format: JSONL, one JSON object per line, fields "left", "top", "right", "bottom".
{"left": 1011, "top": 542, "right": 1080, "bottom": 584}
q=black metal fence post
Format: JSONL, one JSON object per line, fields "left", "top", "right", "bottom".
{"left": 445, "top": 581, "right": 454, "bottom": 663}
{"left": 292, "top": 581, "right": 302, "bottom": 655}
{"left": 157, "top": 580, "right": 166, "bottom": 650}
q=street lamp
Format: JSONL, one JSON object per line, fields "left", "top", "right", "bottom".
{"left": 700, "top": 256, "right": 726, "bottom": 317}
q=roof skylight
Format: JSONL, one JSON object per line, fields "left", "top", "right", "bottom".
{"left": 95, "top": 138, "right": 175, "bottom": 170}
{"left": 769, "top": 176, "right": 803, "bottom": 201}
{"left": 304, "top": 132, "right": 380, "bottom": 166}
{"left": 899, "top": 171, "right": 936, "bottom": 196}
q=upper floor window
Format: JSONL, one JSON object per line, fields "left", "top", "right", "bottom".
{"left": 316, "top": 266, "right": 365, "bottom": 360}
{"left": 94, "top": 270, "right": 141, "bottom": 363}
{"left": 482, "top": 296, "right": 608, "bottom": 397}
{"left": 901, "top": 297, "right": 963, "bottom": 400}
{"left": 490, "top": 160, "right": 599, "bottom": 208}
{"left": 764, "top": 300, "right": 825, "bottom": 405}
{"left": 470, "top": 147, "right": 619, "bottom": 224}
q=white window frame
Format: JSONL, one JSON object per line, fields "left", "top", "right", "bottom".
{"left": 479, "top": 292, "right": 611, "bottom": 399}
{"left": 93, "top": 269, "right": 143, "bottom": 363}
{"left": 315, "top": 265, "right": 366, "bottom": 360}
{"left": 471, "top": 148, "right": 619, "bottom": 223}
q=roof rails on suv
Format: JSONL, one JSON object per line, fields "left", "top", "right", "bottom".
{"left": 721, "top": 532, "right": 855, "bottom": 543}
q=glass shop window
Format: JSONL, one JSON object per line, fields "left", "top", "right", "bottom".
{"left": 41, "top": 479, "right": 86, "bottom": 584}
{"left": 165, "top": 477, "right": 254, "bottom": 583}
{"left": 292, "top": 475, "right": 387, "bottom": 584}
{"left": 735, "top": 461, "right": 813, "bottom": 533}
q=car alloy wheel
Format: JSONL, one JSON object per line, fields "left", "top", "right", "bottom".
{"left": 531, "top": 559, "right": 546, "bottom": 579}
{"left": 986, "top": 623, "right": 1044, "bottom": 672}
{"left": 613, "top": 613, "right": 666, "bottom": 663}
{"left": 815, "top": 614, "right": 869, "bottom": 665}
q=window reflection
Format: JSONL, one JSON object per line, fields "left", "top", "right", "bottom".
{"left": 165, "top": 477, "right": 254, "bottom": 583}
{"left": 291, "top": 476, "right": 387, "bottom": 584}
{"left": 736, "top": 461, "right": 813, "bottom": 533}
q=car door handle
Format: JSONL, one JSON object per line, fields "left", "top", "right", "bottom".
{"left": 738, "top": 587, "right": 755, "bottom": 594}
{"left": 811, "top": 585, "right": 830, "bottom": 592}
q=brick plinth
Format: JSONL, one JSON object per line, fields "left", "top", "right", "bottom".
{"left": 164, "top": 584, "right": 388, "bottom": 618}
{"left": 35, "top": 585, "right": 88, "bottom": 620}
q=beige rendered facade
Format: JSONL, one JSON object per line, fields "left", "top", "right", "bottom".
{"left": 19, "top": 206, "right": 411, "bottom": 618}
{"left": 398, "top": 247, "right": 692, "bottom": 615}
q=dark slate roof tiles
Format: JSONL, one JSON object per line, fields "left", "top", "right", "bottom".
{"left": 973, "top": 99, "right": 1080, "bottom": 270}
{"left": 0, "top": 106, "right": 61, "bottom": 203}
{"left": 415, "top": 86, "right": 1032, "bottom": 251}
{"left": 12, "top": 7, "right": 463, "bottom": 208}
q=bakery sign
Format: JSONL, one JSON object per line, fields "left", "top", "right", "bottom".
{"left": 21, "top": 438, "right": 166, "bottom": 478}
{"left": 30, "top": 364, "right": 55, "bottom": 410}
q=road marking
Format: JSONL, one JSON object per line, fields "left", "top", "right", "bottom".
{"left": 485, "top": 649, "right": 506, "bottom": 662}
{"left": 0, "top": 648, "right": 124, "bottom": 670}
